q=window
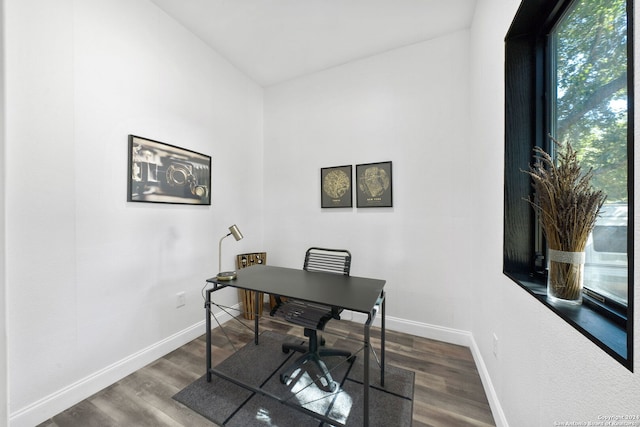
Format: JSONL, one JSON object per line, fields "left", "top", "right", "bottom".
{"left": 552, "top": 0, "right": 629, "bottom": 309}
{"left": 504, "top": 0, "right": 634, "bottom": 370}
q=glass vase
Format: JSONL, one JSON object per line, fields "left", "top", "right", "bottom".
{"left": 547, "top": 249, "right": 585, "bottom": 305}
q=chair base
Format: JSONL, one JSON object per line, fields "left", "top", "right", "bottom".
{"left": 280, "top": 332, "right": 354, "bottom": 392}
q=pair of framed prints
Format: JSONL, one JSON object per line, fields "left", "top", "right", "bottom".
{"left": 321, "top": 161, "right": 393, "bottom": 208}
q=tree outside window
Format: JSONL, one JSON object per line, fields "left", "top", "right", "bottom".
{"left": 551, "top": 0, "right": 629, "bottom": 306}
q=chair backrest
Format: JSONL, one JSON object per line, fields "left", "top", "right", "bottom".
{"left": 303, "top": 247, "right": 351, "bottom": 276}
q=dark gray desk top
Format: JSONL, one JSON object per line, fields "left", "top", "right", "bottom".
{"left": 208, "top": 265, "right": 385, "bottom": 314}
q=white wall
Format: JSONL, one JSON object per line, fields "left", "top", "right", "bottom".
{"left": 4, "top": 0, "right": 263, "bottom": 425}
{"left": 0, "top": 0, "right": 8, "bottom": 425}
{"left": 469, "top": 0, "right": 640, "bottom": 425}
{"left": 263, "top": 30, "right": 474, "bottom": 339}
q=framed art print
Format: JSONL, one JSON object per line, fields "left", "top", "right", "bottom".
{"left": 127, "top": 135, "right": 211, "bottom": 205}
{"left": 321, "top": 165, "right": 352, "bottom": 208}
{"left": 356, "top": 161, "right": 393, "bottom": 208}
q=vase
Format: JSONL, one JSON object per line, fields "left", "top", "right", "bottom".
{"left": 547, "top": 249, "right": 585, "bottom": 305}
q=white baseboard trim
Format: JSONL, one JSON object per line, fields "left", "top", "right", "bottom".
{"left": 9, "top": 305, "right": 238, "bottom": 427}
{"left": 468, "top": 336, "right": 509, "bottom": 427}
{"left": 11, "top": 307, "right": 507, "bottom": 427}
{"left": 349, "top": 311, "right": 472, "bottom": 346}
{"left": 350, "top": 311, "right": 508, "bottom": 427}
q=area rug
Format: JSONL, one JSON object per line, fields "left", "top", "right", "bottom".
{"left": 173, "top": 331, "right": 414, "bottom": 426}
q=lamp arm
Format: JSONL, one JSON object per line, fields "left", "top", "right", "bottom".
{"left": 218, "top": 232, "right": 231, "bottom": 273}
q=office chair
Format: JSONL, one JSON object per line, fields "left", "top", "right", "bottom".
{"left": 272, "top": 247, "right": 354, "bottom": 391}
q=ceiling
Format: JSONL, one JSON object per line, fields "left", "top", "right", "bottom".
{"left": 149, "top": 0, "right": 477, "bottom": 87}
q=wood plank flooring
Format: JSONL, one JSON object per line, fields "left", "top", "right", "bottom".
{"left": 37, "top": 315, "right": 495, "bottom": 427}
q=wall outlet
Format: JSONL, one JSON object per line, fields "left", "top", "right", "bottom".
{"left": 492, "top": 333, "right": 499, "bottom": 358}
{"left": 176, "top": 291, "right": 186, "bottom": 308}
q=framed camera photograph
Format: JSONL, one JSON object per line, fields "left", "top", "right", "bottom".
{"left": 127, "top": 135, "right": 211, "bottom": 205}
{"left": 356, "top": 161, "right": 393, "bottom": 208}
{"left": 321, "top": 165, "right": 352, "bottom": 208}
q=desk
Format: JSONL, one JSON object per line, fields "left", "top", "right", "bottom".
{"left": 205, "top": 265, "right": 386, "bottom": 427}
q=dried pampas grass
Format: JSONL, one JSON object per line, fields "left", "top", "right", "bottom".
{"left": 524, "top": 137, "right": 606, "bottom": 301}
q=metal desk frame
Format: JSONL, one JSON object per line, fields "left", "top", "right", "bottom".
{"left": 205, "top": 265, "right": 386, "bottom": 427}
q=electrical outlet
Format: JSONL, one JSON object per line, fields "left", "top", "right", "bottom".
{"left": 176, "top": 291, "right": 186, "bottom": 308}
{"left": 492, "top": 333, "right": 499, "bottom": 358}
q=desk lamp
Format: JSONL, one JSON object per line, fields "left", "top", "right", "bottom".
{"left": 217, "top": 224, "right": 243, "bottom": 281}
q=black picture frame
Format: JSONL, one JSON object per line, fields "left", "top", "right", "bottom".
{"left": 321, "top": 165, "right": 353, "bottom": 208}
{"left": 356, "top": 161, "right": 393, "bottom": 208}
{"left": 127, "top": 135, "right": 211, "bottom": 205}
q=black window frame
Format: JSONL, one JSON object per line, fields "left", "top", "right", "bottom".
{"left": 504, "top": 0, "right": 634, "bottom": 371}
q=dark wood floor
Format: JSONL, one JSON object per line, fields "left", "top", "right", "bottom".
{"left": 37, "top": 314, "right": 495, "bottom": 427}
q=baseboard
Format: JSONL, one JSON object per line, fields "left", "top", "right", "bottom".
{"left": 349, "top": 311, "right": 472, "bottom": 346}
{"left": 9, "top": 304, "right": 239, "bottom": 427}
{"left": 350, "top": 311, "right": 508, "bottom": 427}
{"left": 468, "top": 336, "right": 509, "bottom": 427}
{"left": 11, "top": 306, "right": 507, "bottom": 427}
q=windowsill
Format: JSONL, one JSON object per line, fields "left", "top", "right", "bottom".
{"left": 505, "top": 272, "right": 628, "bottom": 364}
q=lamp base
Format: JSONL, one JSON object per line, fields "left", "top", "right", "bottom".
{"left": 216, "top": 271, "right": 237, "bottom": 281}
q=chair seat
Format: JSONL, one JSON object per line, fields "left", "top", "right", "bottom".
{"left": 272, "top": 300, "right": 333, "bottom": 330}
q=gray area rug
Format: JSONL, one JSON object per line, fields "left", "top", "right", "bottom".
{"left": 173, "top": 331, "right": 414, "bottom": 426}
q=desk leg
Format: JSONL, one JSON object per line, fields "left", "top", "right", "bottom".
{"left": 381, "top": 291, "right": 386, "bottom": 387}
{"left": 254, "top": 291, "right": 259, "bottom": 345}
{"left": 206, "top": 288, "right": 212, "bottom": 382}
{"left": 364, "top": 318, "right": 371, "bottom": 427}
